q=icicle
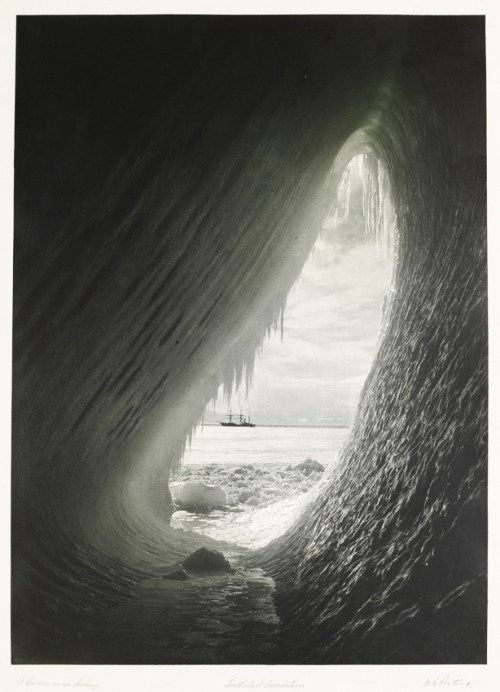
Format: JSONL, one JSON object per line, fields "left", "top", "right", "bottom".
{"left": 362, "top": 152, "right": 382, "bottom": 238}
{"left": 279, "top": 293, "right": 287, "bottom": 343}
{"left": 234, "top": 359, "right": 244, "bottom": 393}
{"left": 244, "top": 351, "right": 256, "bottom": 395}
{"left": 334, "top": 165, "right": 351, "bottom": 224}
{"left": 360, "top": 152, "right": 397, "bottom": 285}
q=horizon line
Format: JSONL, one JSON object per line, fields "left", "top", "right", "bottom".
{"left": 200, "top": 423, "right": 350, "bottom": 428}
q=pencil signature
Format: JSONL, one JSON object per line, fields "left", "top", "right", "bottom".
{"left": 226, "top": 680, "right": 304, "bottom": 689}
{"left": 16, "top": 679, "right": 98, "bottom": 690}
{"left": 424, "top": 676, "right": 471, "bottom": 688}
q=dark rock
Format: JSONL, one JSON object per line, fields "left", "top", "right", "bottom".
{"left": 163, "top": 568, "right": 189, "bottom": 581}
{"left": 183, "top": 547, "right": 234, "bottom": 573}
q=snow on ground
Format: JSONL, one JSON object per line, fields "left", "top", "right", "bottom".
{"left": 170, "top": 461, "right": 328, "bottom": 548}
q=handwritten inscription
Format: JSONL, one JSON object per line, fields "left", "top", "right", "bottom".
{"left": 17, "top": 679, "right": 97, "bottom": 690}
{"left": 424, "top": 676, "right": 471, "bottom": 688}
{"left": 226, "top": 681, "right": 304, "bottom": 689}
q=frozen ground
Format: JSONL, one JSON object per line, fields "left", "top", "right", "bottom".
{"left": 170, "top": 461, "right": 329, "bottom": 548}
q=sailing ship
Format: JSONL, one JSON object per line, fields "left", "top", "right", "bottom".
{"left": 219, "top": 410, "right": 256, "bottom": 427}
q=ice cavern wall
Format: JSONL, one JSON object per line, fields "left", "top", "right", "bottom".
{"left": 13, "top": 16, "right": 486, "bottom": 663}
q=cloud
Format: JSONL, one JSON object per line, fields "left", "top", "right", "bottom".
{"left": 209, "top": 179, "right": 394, "bottom": 426}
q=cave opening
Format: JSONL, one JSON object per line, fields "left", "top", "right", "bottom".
{"left": 167, "top": 150, "right": 397, "bottom": 549}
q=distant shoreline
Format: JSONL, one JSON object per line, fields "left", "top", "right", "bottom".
{"left": 201, "top": 423, "right": 350, "bottom": 429}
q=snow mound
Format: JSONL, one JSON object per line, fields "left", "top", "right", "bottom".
{"left": 172, "top": 479, "right": 226, "bottom": 509}
{"left": 295, "top": 458, "right": 325, "bottom": 475}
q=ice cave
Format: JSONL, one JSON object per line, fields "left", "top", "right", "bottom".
{"left": 12, "top": 15, "right": 486, "bottom": 664}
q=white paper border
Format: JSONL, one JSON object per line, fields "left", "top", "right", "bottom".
{"left": 2, "top": 2, "right": 498, "bottom": 691}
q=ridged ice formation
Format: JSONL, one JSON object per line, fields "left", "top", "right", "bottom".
{"left": 13, "top": 16, "right": 486, "bottom": 664}
{"left": 332, "top": 150, "right": 397, "bottom": 289}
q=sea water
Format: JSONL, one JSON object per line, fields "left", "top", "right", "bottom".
{"left": 181, "top": 424, "right": 350, "bottom": 468}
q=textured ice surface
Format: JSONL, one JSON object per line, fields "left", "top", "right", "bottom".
{"left": 12, "top": 16, "right": 486, "bottom": 664}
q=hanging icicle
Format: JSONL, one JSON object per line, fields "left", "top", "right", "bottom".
{"left": 359, "top": 152, "right": 398, "bottom": 285}
{"left": 361, "top": 152, "right": 382, "bottom": 238}
{"left": 333, "top": 165, "right": 351, "bottom": 226}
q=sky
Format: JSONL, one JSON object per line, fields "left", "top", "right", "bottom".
{"left": 204, "top": 156, "right": 394, "bottom": 427}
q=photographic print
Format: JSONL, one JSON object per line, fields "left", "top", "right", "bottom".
{"left": 11, "top": 11, "right": 487, "bottom": 668}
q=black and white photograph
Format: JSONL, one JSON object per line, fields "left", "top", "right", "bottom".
{"left": 4, "top": 0, "right": 497, "bottom": 687}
